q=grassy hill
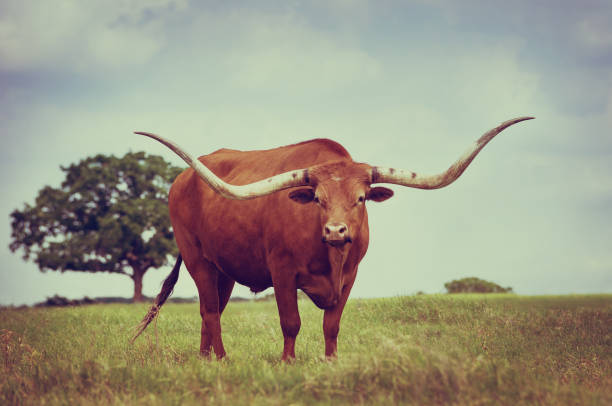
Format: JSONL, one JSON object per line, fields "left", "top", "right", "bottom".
{"left": 1, "top": 294, "right": 611, "bottom": 405}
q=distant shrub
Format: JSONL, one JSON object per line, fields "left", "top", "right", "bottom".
{"left": 444, "top": 277, "right": 513, "bottom": 294}
{"left": 229, "top": 297, "right": 250, "bottom": 303}
{"left": 33, "top": 295, "right": 200, "bottom": 307}
{"left": 254, "top": 292, "right": 276, "bottom": 302}
{"left": 35, "top": 295, "right": 91, "bottom": 307}
{"left": 253, "top": 291, "right": 310, "bottom": 302}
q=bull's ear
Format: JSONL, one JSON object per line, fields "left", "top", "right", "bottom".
{"left": 289, "top": 188, "right": 315, "bottom": 204}
{"left": 367, "top": 187, "right": 394, "bottom": 202}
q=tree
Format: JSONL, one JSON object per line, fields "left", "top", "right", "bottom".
{"left": 9, "top": 152, "right": 182, "bottom": 302}
{"left": 444, "top": 277, "right": 513, "bottom": 294}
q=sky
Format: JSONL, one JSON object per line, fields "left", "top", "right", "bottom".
{"left": 1, "top": 0, "right": 611, "bottom": 306}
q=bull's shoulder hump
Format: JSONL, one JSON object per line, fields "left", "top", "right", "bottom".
{"left": 202, "top": 138, "right": 352, "bottom": 164}
{"left": 206, "top": 139, "right": 351, "bottom": 159}
{"left": 288, "top": 138, "right": 352, "bottom": 159}
{"left": 211, "top": 147, "right": 241, "bottom": 155}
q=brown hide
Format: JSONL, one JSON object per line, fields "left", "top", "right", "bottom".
{"left": 169, "top": 138, "right": 379, "bottom": 360}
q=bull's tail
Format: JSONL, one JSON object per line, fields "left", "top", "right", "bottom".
{"left": 130, "top": 254, "right": 182, "bottom": 343}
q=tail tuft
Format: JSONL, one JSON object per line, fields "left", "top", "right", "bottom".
{"left": 130, "top": 254, "right": 182, "bottom": 344}
{"left": 130, "top": 304, "right": 160, "bottom": 343}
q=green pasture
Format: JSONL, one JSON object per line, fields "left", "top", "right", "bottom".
{"left": 1, "top": 294, "right": 611, "bottom": 405}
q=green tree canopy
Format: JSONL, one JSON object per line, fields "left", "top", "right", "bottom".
{"left": 9, "top": 151, "right": 182, "bottom": 301}
{"left": 444, "top": 277, "right": 513, "bottom": 294}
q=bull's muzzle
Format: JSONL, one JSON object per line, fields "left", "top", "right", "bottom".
{"left": 322, "top": 222, "right": 352, "bottom": 247}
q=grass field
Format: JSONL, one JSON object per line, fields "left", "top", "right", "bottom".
{"left": 1, "top": 294, "right": 611, "bottom": 405}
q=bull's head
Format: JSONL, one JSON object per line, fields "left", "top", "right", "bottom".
{"left": 287, "top": 161, "right": 393, "bottom": 248}
{"left": 136, "top": 116, "right": 533, "bottom": 251}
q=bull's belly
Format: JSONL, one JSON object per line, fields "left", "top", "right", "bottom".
{"left": 214, "top": 255, "right": 273, "bottom": 293}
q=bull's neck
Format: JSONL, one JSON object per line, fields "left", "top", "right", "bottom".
{"left": 327, "top": 245, "right": 349, "bottom": 289}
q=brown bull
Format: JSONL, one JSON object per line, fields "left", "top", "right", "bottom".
{"left": 132, "top": 116, "right": 533, "bottom": 361}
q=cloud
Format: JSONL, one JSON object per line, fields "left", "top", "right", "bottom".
{"left": 0, "top": 0, "right": 380, "bottom": 86}
{"left": 572, "top": 13, "right": 612, "bottom": 58}
{"left": 180, "top": 8, "right": 382, "bottom": 93}
{"left": 225, "top": 32, "right": 381, "bottom": 92}
{"left": 399, "top": 0, "right": 612, "bottom": 116}
{"left": 0, "top": 0, "right": 186, "bottom": 73}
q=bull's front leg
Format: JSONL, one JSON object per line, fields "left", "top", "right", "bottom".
{"left": 323, "top": 274, "right": 356, "bottom": 358}
{"left": 273, "top": 283, "right": 301, "bottom": 362}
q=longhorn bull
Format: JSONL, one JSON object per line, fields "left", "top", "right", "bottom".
{"left": 132, "top": 116, "right": 533, "bottom": 361}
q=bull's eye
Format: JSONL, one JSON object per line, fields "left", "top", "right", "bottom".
{"left": 313, "top": 196, "right": 320, "bottom": 204}
{"left": 358, "top": 196, "right": 365, "bottom": 203}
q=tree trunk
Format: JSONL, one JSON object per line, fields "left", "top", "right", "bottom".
{"left": 132, "top": 268, "right": 145, "bottom": 302}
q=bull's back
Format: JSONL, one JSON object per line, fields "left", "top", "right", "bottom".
{"left": 202, "top": 138, "right": 352, "bottom": 183}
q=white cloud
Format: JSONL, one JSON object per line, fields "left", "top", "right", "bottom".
{"left": 82, "top": 20, "right": 164, "bottom": 70}
{"left": 220, "top": 12, "right": 381, "bottom": 91}
{"left": 573, "top": 13, "right": 612, "bottom": 54}
{"left": 0, "top": 0, "right": 186, "bottom": 73}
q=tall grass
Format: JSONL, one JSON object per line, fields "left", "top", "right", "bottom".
{"left": 1, "top": 294, "right": 611, "bottom": 405}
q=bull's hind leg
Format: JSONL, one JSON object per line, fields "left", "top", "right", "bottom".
{"left": 218, "top": 272, "right": 235, "bottom": 314}
{"left": 187, "top": 259, "right": 229, "bottom": 359}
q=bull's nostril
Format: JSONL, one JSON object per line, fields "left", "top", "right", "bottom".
{"left": 324, "top": 226, "right": 331, "bottom": 234}
{"left": 339, "top": 226, "right": 346, "bottom": 234}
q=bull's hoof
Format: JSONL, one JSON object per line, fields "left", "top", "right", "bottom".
{"left": 281, "top": 355, "right": 296, "bottom": 363}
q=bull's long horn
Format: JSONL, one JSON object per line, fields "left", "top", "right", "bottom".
{"left": 370, "top": 116, "right": 534, "bottom": 189}
{"left": 135, "top": 132, "right": 311, "bottom": 200}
